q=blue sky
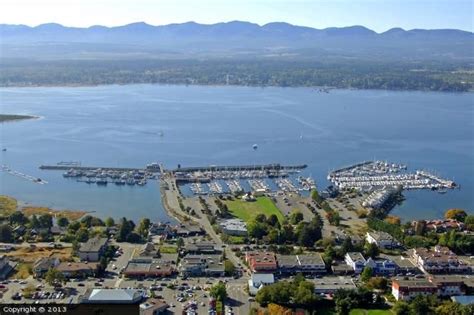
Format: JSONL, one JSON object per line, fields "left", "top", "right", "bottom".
{"left": 1, "top": 0, "right": 472, "bottom": 32}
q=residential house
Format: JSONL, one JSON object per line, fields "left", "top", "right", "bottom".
{"left": 366, "top": 231, "right": 399, "bottom": 249}
{"left": 411, "top": 246, "right": 470, "bottom": 274}
{"left": 78, "top": 237, "right": 108, "bottom": 262}
{"left": 344, "top": 252, "right": 367, "bottom": 274}
{"left": 429, "top": 276, "right": 466, "bottom": 296}
{"left": 148, "top": 223, "right": 173, "bottom": 240}
{"left": 365, "top": 257, "right": 397, "bottom": 276}
{"left": 391, "top": 279, "right": 438, "bottom": 301}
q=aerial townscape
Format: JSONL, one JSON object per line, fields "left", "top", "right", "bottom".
{"left": 0, "top": 159, "right": 473, "bottom": 315}
{"left": 1, "top": 1, "right": 473, "bottom": 315}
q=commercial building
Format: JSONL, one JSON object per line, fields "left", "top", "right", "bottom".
{"left": 311, "top": 277, "right": 357, "bottom": 294}
{"left": 245, "top": 252, "right": 277, "bottom": 273}
{"left": 248, "top": 273, "right": 275, "bottom": 296}
{"left": 178, "top": 254, "right": 225, "bottom": 277}
{"left": 139, "top": 299, "right": 169, "bottom": 315}
{"left": 56, "top": 262, "right": 99, "bottom": 279}
{"left": 81, "top": 288, "right": 145, "bottom": 304}
{"left": 78, "top": 237, "right": 108, "bottom": 262}
{"left": 277, "top": 254, "right": 326, "bottom": 274}
{"left": 184, "top": 242, "right": 218, "bottom": 255}
{"left": 0, "top": 255, "right": 16, "bottom": 280}
{"left": 411, "top": 246, "right": 470, "bottom": 274}
{"left": 366, "top": 231, "right": 399, "bottom": 249}
{"left": 219, "top": 219, "right": 248, "bottom": 236}
{"left": 123, "top": 258, "right": 174, "bottom": 279}
{"left": 33, "top": 257, "right": 60, "bottom": 278}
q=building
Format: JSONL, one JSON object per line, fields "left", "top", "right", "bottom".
{"left": 56, "top": 262, "right": 99, "bottom": 279}
{"left": 178, "top": 254, "right": 225, "bottom": 277}
{"left": 365, "top": 257, "right": 397, "bottom": 276}
{"left": 451, "top": 295, "right": 474, "bottom": 306}
{"left": 366, "top": 231, "right": 399, "bottom": 249}
{"left": 139, "top": 299, "right": 169, "bottom": 315}
{"left": 184, "top": 242, "right": 218, "bottom": 255}
{"left": 311, "top": 277, "right": 357, "bottom": 294}
{"left": 411, "top": 246, "right": 470, "bottom": 274}
{"left": 123, "top": 258, "right": 174, "bottom": 279}
{"left": 331, "top": 262, "right": 354, "bottom": 275}
{"left": 138, "top": 242, "right": 160, "bottom": 258}
{"left": 219, "top": 219, "right": 248, "bottom": 236}
{"left": 277, "top": 254, "right": 326, "bottom": 274}
{"left": 245, "top": 252, "right": 277, "bottom": 273}
{"left": 81, "top": 288, "right": 145, "bottom": 304}
{"left": 33, "top": 257, "right": 60, "bottom": 278}
{"left": 344, "top": 252, "right": 367, "bottom": 274}
{"left": 379, "top": 254, "right": 421, "bottom": 275}
{"left": 0, "top": 255, "right": 16, "bottom": 280}
{"left": 430, "top": 276, "right": 466, "bottom": 296}
{"left": 424, "top": 219, "right": 465, "bottom": 233}
{"left": 78, "top": 237, "right": 108, "bottom": 262}
{"left": 148, "top": 223, "right": 173, "bottom": 238}
{"left": 175, "top": 224, "right": 204, "bottom": 237}
{"left": 391, "top": 279, "right": 438, "bottom": 301}
{"left": 248, "top": 273, "right": 275, "bottom": 296}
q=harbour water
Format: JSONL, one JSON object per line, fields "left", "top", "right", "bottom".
{"left": 0, "top": 85, "right": 473, "bottom": 221}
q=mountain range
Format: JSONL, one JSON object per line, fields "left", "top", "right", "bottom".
{"left": 1, "top": 21, "right": 472, "bottom": 60}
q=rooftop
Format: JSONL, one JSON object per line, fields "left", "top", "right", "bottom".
{"left": 367, "top": 231, "right": 394, "bottom": 242}
{"left": 346, "top": 252, "right": 366, "bottom": 263}
{"left": 57, "top": 262, "right": 99, "bottom": 272}
{"left": 79, "top": 237, "right": 108, "bottom": 253}
{"left": 84, "top": 288, "right": 144, "bottom": 303}
{"left": 392, "top": 278, "right": 437, "bottom": 288}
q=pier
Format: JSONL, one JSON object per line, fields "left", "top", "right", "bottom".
{"left": 171, "top": 163, "right": 307, "bottom": 173}
{"left": 1, "top": 165, "right": 48, "bottom": 184}
{"left": 39, "top": 165, "right": 146, "bottom": 172}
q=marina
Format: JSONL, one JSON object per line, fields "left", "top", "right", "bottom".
{"left": 328, "top": 161, "right": 456, "bottom": 192}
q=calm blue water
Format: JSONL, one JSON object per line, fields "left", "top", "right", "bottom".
{"left": 1, "top": 85, "right": 473, "bottom": 222}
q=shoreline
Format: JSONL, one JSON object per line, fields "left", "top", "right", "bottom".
{"left": 0, "top": 82, "right": 472, "bottom": 93}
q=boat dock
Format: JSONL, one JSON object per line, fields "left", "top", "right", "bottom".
{"left": 1, "top": 165, "right": 47, "bottom": 184}
{"left": 172, "top": 163, "right": 307, "bottom": 173}
{"left": 328, "top": 160, "right": 456, "bottom": 192}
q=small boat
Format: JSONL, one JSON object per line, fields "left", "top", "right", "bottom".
{"left": 115, "top": 179, "right": 126, "bottom": 185}
{"left": 2, "top": 148, "right": 6, "bottom": 152}
{"left": 252, "top": 144, "right": 258, "bottom": 150}
{"left": 96, "top": 179, "right": 107, "bottom": 185}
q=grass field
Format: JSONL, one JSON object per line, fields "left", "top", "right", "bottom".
{"left": 350, "top": 309, "right": 393, "bottom": 315}
{"left": 159, "top": 246, "right": 178, "bottom": 254}
{"left": 0, "top": 195, "right": 18, "bottom": 216}
{"left": 224, "top": 196, "right": 285, "bottom": 223}
{"left": 22, "top": 206, "right": 87, "bottom": 221}
{"left": 5, "top": 246, "right": 72, "bottom": 264}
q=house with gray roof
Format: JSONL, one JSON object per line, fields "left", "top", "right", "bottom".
{"left": 78, "top": 237, "right": 108, "bottom": 262}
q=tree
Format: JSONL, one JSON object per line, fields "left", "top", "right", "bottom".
{"left": 364, "top": 242, "right": 379, "bottom": 259}
{"left": 409, "top": 295, "right": 434, "bottom": 315}
{"left": 9, "top": 211, "right": 28, "bottom": 226}
{"left": 445, "top": 209, "right": 467, "bottom": 221}
{"left": 294, "top": 281, "right": 317, "bottom": 306}
{"left": 366, "top": 277, "right": 388, "bottom": 291}
{"left": 464, "top": 215, "right": 474, "bottom": 231}
{"left": 38, "top": 214, "right": 53, "bottom": 229}
{"left": 341, "top": 237, "right": 353, "bottom": 254}
{"left": 311, "top": 189, "right": 322, "bottom": 204}
{"left": 361, "top": 266, "right": 374, "bottom": 282}
{"left": 224, "top": 260, "right": 235, "bottom": 276}
{"left": 393, "top": 300, "right": 410, "bottom": 315}
{"left": 267, "top": 214, "right": 280, "bottom": 227}
{"left": 105, "top": 217, "right": 115, "bottom": 227}
{"left": 76, "top": 228, "right": 89, "bottom": 242}
{"left": 117, "top": 217, "right": 134, "bottom": 242}
{"left": 137, "top": 218, "right": 151, "bottom": 237}
{"left": 210, "top": 281, "right": 227, "bottom": 301}
{"left": 29, "top": 215, "right": 40, "bottom": 228}
{"left": 255, "top": 214, "right": 267, "bottom": 223}
{"left": 176, "top": 237, "right": 184, "bottom": 248}
{"left": 0, "top": 224, "right": 13, "bottom": 242}
{"left": 126, "top": 232, "right": 142, "bottom": 243}
{"left": 335, "top": 297, "right": 352, "bottom": 315}
{"left": 247, "top": 220, "right": 268, "bottom": 239}
{"left": 56, "top": 217, "right": 69, "bottom": 227}
{"left": 290, "top": 211, "right": 304, "bottom": 225}
{"left": 323, "top": 245, "right": 336, "bottom": 265}
{"left": 45, "top": 268, "right": 65, "bottom": 286}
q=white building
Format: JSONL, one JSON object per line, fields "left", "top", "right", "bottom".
{"left": 366, "top": 231, "right": 398, "bottom": 249}
{"left": 248, "top": 273, "right": 275, "bottom": 296}
{"left": 219, "top": 218, "right": 247, "bottom": 236}
{"left": 344, "top": 252, "right": 367, "bottom": 274}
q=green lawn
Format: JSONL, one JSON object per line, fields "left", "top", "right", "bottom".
{"left": 224, "top": 196, "right": 285, "bottom": 223}
{"left": 350, "top": 309, "right": 393, "bottom": 315}
{"left": 159, "top": 246, "right": 178, "bottom": 254}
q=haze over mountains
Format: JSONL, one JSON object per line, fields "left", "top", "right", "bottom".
{"left": 1, "top": 21, "right": 472, "bottom": 60}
